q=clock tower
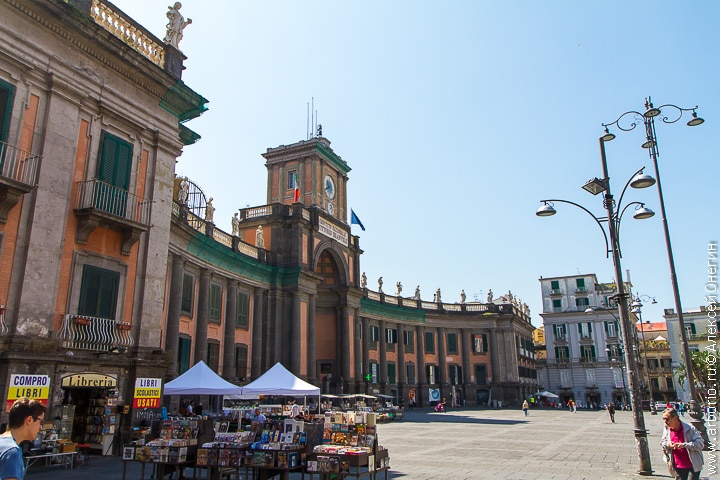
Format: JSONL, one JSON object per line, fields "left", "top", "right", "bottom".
{"left": 263, "top": 136, "right": 351, "bottom": 222}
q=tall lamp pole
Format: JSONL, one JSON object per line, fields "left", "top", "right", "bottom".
{"left": 537, "top": 135, "right": 656, "bottom": 475}
{"left": 631, "top": 294, "right": 657, "bottom": 415}
{"left": 602, "top": 98, "right": 706, "bottom": 438}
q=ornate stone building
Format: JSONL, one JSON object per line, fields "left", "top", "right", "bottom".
{"left": 0, "top": 1, "right": 535, "bottom": 453}
{"left": 166, "top": 136, "right": 537, "bottom": 408}
{"left": 0, "top": 0, "right": 206, "bottom": 446}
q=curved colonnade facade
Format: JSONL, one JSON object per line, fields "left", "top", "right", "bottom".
{"left": 165, "top": 137, "right": 538, "bottom": 408}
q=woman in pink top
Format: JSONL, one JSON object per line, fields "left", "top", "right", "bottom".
{"left": 661, "top": 408, "right": 704, "bottom": 480}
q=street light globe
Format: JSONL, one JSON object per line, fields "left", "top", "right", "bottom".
{"left": 633, "top": 205, "right": 655, "bottom": 220}
{"left": 687, "top": 111, "right": 704, "bottom": 126}
{"left": 535, "top": 203, "right": 556, "bottom": 217}
{"left": 630, "top": 173, "right": 656, "bottom": 189}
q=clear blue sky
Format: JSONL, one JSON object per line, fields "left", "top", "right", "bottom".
{"left": 116, "top": 0, "right": 718, "bottom": 328}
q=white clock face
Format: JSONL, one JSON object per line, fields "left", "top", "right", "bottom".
{"left": 328, "top": 203, "right": 334, "bottom": 215}
{"left": 324, "top": 175, "right": 335, "bottom": 199}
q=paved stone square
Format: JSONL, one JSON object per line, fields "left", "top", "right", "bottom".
{"left": 25, "top": 407, "right": 715, "bottom": 480}
{"left": 381, "top": 407, "right": 711, "bottom": 480}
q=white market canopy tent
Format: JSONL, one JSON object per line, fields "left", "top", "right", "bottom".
{"left": 164, "top": 360, "right": 243, "bottom": 395}
{"left": 537, "top": 391, "right": 559, "bottom": 399}
{"left": 235, "top": 362, "right": 320, "bottom": 397}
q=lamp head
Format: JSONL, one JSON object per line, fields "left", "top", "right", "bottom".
{"left": 633, "top": 204, "right": 655, "bottom": 220}
{"left": 601, "top": 127, "right": 616, "bottom": 142}
{"left": 536, "top": 202, "right": 556, "bottom": 217}
{"left": 644, "top": 97, "right": 661, "bottom": 118}
{"left": 687, "top": 110, "right": 704, "bottom": 126}
{"left": 641, "top": 138, "right": 655, "bottom": 149}
{"left": 582, "top": 177, "right": 607, "bottom": 195}
{"left": 631, "top": 299, "right": 643, "bottom": 308}
{"left": 630, "top": 173, "right": 656, "bottom": 189}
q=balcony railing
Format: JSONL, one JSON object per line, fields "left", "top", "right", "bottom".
{"left": 0, "top": 141, "right": 41, "bottom": 186}
{"left": 580, "top": 356, "right": 597, "bottom": 363}
{"left": 56, "top": 314, "right": 134, "bottom": 351}
{"left": 75, "top": 179, "right": 151, "bottom": 225}
{"left": 89, "top": 0, "right": 164, "bottom": 68}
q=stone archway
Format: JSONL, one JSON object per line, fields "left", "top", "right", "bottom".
{"left": 313, "top": 245, "right": 350, "bottom": 392}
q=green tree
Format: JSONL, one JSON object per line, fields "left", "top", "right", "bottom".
{"left": 674, "top": 350, "right": 719, "bottom": 410}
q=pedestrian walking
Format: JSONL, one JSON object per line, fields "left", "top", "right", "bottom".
{"left": 606, "top": 402, "right": 615, "bottom": 423}
{"left": 522, "top": 400, "right": 529, "bottom": 417}
{"left": 0, "top": 398, "right": 47, "bottom": 480}
{"left": 661, "top": 407, "right": 704, "bottom": 480}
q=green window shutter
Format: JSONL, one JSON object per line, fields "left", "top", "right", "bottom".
{"left": 387, "top": 363, "right": 396, "bottom": 384}
{"left": 482, "top": 334, "right": 488, "bottom": 353}
{"left": 0, "top": 79, "right": 14, "bottom": 143}
{"left": 576, "top": 278, "right": 585, "bottom": 288}
{"left": 235, "top": 344, "right": 248, "bottom": 380}
{"left": 78, "top": 265, "right": 119, "bottom": 319}
{"left": 551, "top": 280, "right": 559, "bottom": 290}
{"left": 207, "top": 342, "right": 219, "bottom": 371}
{"left": 209, "top": 283, "right": 222, "bottom": 321}
{"left": 236, "top": 292, "right": 249, "bottom": 328}
{"left": 181, "top": 273, "right": 194, "bottom": 313}
{"left": 424, "top": 331, "right": 435, "bottom": 353}
{"left": 98, "top": 132, "right": 132, "bottom": 189}
{"left": 447, "top": 333, "right": 457, "bottom": 354}
{"left": 178, "top": 337, "right": 191, "bottom": 374}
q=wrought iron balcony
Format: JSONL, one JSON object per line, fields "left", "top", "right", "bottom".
{"left": 73, "top": 179, "right": 151, "bottom": 255}
{"left": 56, "top": 314, "right": 134, "bottom": 352}
{"left": 0, "top": 141, "right": 41, "bottom": 222}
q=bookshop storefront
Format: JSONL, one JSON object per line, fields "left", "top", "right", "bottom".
{"left": 59, "top": 372, "right": 120, "bottom": 455}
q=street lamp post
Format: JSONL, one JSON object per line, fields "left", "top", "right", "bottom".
{"left": 631, "top": 294, "right": 658, "bottom": 415}
{"left": 602, "top": 98, "right": 706, "bottom": 438}
{"left": 537, "top": 135, "right": 656, "bottom": 475}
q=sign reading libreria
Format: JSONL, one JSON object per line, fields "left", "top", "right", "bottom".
{"left": 6, "top": 374, "right": 50, "bottom": 411}
{"left": 133, "top": 378, "right": 162, "bottom": 409}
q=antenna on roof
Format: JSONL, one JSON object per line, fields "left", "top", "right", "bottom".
{"left": 306, "top": 102, "right": 310, "bottom": 140}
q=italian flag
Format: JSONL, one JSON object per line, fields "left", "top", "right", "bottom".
{"left": 293, "top": 172, "right": 301, "bottom": 202}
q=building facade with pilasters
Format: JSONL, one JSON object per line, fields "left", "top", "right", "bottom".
{"left": 166, "top": 137, "right": 537, "bottom": 407}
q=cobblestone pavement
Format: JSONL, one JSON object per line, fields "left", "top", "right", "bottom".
{"left": 25, "top": 407, "right": 716, "bottom": 480}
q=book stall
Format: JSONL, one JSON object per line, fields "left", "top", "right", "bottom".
{"left": 306, "top": 411, "right": 389, "bottom": 480}
{"left": 194, "top": 411, "right": 389, "bottom": 480}
{"left": 120, "top": 417, "right": 210, "bottom": 480}
{"left": 196, "top": 418, "right": 306, "bottom": 480}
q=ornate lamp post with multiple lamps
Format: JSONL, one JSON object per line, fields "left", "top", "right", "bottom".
{"left": 601, "top": 98, "right": 706, "bottom": 440}
{"left": 537, "top": 134, "right": 656, "bottom": 475}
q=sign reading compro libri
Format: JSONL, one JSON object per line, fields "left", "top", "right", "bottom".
{"left": 133, "top": 377, "right": 162, "bottom": 409}
{"left": 6, "top": 374, "right": 50, "bottom": 411}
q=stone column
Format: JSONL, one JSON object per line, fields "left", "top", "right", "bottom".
{"left": 489, "top": 329, "right": 501, "bottom": 402}
{"left": 251, "top": 288, "right": 264, "bottom": 379}
{"left": 416, "top": 325, "right": 426, "bottom": 384}
{"left": 461, "top": 328, "right": 472, "bottom": 406}
{"left": 379, "top": 320, "right": 387, "bottom": 387}
{"left": 308, "top": 295, "right": 317, "bottom": 384}
{"left": 438, "top": 327, "right": 447, "bottom": 394}
{"left": 164, "top": 253, "right": 184, "bottom": 377}
{"left": 340, "top": 306, "right": 351, "bottom": 391}
{"left": 193, "top": 269, "right": 210, "bottom": 365}
{"left": 397, "top": 322, "right": 406, "bottom": 386}
{"left": 291, "top": 293, "right": 302, "bottom": 372}
{"left": 223, "top": 281, "right": 238, "bottom": 378}
{"left": 362, "top": 317, "right": 370, "bottom": 389}
{"left": 352, "top": 311, "right": 361, "bottom": 390}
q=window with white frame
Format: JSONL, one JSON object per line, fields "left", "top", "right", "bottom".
{"left": 559, "top": 370, "right": 570, "bottom": 388}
